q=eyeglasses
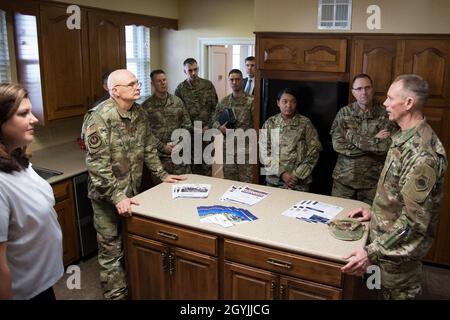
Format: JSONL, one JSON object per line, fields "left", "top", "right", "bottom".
{"left": 114, "top": 81, "right": 142, "bottom": 89}
{"left": 352, "top": 85, "right": 372, "bottom": 92}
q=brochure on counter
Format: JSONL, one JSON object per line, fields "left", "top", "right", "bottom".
{"left": 220, "top": 185, "right": 270, "bottom": 206}
{"left": 172, "top": 184, "right": 211, "bottom": 199}
{"left": 197, "top": 205, "right": 258, "bottom": 228}
{"left": 282, "top": 199, "right": 343, "bottom": 224}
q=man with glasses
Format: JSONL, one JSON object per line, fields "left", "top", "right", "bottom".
{"left": 330, "top": 73, "right": 396, "bottom": 205}
{"left": 142, "top": 69, "right": 192, "bottom": 179}
{"left": 81, "top": 69, "right": 185, "bottom": 300}
{"left": 175, "top": 58, "right": 218, "bottom": 176}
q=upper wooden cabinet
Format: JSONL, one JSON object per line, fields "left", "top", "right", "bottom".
{"left": 87, "top": 11, "right": 125, "bottom": 104}
{"left": 258, "top": 35, "right": 347, "bottom": 73}
{"left": 39, "top": 4, "right": 90, "bottom": 121}
{"left": 403, "top": 40, "right": 450, "bottom": 107}
{"left": 350, "top": 39, "right": 402, "bottom": 104}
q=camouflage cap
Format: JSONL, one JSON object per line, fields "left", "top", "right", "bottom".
{"left": 328, "top": 218, "right": 366, "bottom": 241}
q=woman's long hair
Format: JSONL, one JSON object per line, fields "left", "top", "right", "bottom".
{"left": 0, "top": 83, "right": 30, "bottom": 172}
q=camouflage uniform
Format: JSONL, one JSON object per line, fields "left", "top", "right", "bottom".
{"left": 175, "top": 78, "right": 218, "bottom": 176}
{"left": 330, "top": 102, "right": 395, "bottom": 204}
{"left": 260, "top": 113, "right": 322, "bottom": 192}
{"left": 81, "top": 98, "right": 168, "bottom": 300}
{"left": 366, "top": 119, "right": 447, "bottom": 299}
{"left": 142, "top": 93, "right": 192, "bottom": 178}
{"left": 213, "top": 93, "right": 255, "bottom": 183}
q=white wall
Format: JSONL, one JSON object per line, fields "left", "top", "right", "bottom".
{"left": 254, "top": 0, "right": 450, "bottom": 33}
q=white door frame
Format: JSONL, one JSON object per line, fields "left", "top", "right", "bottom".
{"left": 197, "top": 37, "right": 255, "bottom": 80}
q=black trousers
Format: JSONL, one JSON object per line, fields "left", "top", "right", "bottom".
{"left": 30, "top": 287, "right": 56, "bottom": 300}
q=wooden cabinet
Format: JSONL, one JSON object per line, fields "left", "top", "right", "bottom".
{"left": 258, "top": 35, "right": 347, "bottom": 73}
{"left": 52, "top": 179, "right": 80, "bottom": 266}
{"left": 124, "top": 214, "right": 358, "bottom": 300}
{"left": 39, "top": 4, "right": 90, "bottom": 122}
{"left": 126, "top": 217, "right": 219, "bottom": 300}
{"left": 16, "top": 3, "right": 125, "bottom": 123}
{"left": 223, "top": 239, "right": 343, "bottom": 300}
{"left": 87, "top": 10, "right": 125, "bottom": 104}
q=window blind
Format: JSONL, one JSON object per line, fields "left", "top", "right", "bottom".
{"left": 318, "top": 0, "right": 352, "bottom": 30}
{"left": 0, "top": 10, "right": 11, "bottom": 83}
{"left": 125, "top": 25, "right": 151, "bottom": 101}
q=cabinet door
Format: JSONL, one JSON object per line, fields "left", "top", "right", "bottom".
{"left": 171, "top": 247, "right": 218, "bottom": 300}
{"left": 55, "top": 197, "right": 79, "bottom": 266}
{"left": 403, "top": 40, "right": 450, "bottom": 107}
{"left": 350, "top": 39, "right": 402, "bottom": 104}
{"left": 224, "top": 261, "right": 278, "bottom": 300}
{"left": 126, "top": 235, "right": 170, "bottom": 299}
{"left": 279, "top": 275, "right": 342, "bottom": 300}
{"left": 87, "top": 10, "right": 125, "bottom": 103}
{"left": 39, "top": 4, "right": 90, "bottom": 121}
{"left": 259, "top": 37, "right": 347, "bottom": 72}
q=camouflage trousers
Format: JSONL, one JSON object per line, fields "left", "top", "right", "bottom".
{"left": 379, "top": 260, "right": 423, "bottom": 300}
{"left": 191, "top": 138, "right": 212, "bottom": 177}
{"left": 266, "top": 177, "right": 310, "bottom": 192}
{"left": 331, "top": 180, "right": 376, "bottom": 205}
{"left": 161, "top": 157, "right": 191, "bottom": 175}
{"left": 91, "top": 199, "right": 128, "bottom": 300}
{"left": 223, "top": 163, "right": 254, "bottom": 183}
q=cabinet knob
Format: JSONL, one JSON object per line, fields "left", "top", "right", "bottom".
{"left": 270, "top": 281, "right": 277, "bottom": 300}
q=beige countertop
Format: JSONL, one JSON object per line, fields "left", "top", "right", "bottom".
{"left": 132, "top": 174, "right": 370, "bottom": 264}
{"left": 30, "top": 141, "right": 87, "bottom": 184}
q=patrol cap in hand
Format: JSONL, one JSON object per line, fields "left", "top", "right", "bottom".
{"left": 328, "top": 218, "right": 365, "bottom": 241}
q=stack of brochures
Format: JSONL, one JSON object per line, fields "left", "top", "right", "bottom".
{"left": 172, "top": 184, "right": 211, "bottom": 199}
{"left": 220, "top": 185, "right": 270, "bottom": 206}
{"left": 282, "top": 200, "right": 343, "bottom": 224}
{"left": 197, "top": 205, "right": 258, "bottom": 228}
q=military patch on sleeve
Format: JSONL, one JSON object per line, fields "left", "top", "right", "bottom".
{"left": 402, "top": 164, "right": 436, "bottom": 203}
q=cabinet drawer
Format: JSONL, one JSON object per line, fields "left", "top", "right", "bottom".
{"left": 52, "top": 179, "right": 71, "bottom": 202}
{"left": 127, "top": 216, "right": 218, "bottom": 256}
{"left": 224, "top": 239, "right": 343, "bottom": 288}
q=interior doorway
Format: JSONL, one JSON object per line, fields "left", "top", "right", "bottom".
{"left": 198, "top": 38, "right": 255, "bottom": 178}
{"left": 208, "top": 44, "right": 255, "bottom": 101}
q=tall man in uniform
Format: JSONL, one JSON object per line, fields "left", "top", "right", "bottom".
{"left": 175, "top": 58, "right": 218, "bottom": 176}
{"left": 342, "top": 74, "right": 447, "bottom": 300}
{"left": 82, "top": 69, "right": 185, "bottom": 300}
{"left": 331, "top": 73, "right": 395, "bottom": 205}
{"left": 142, "top": 69, "right": 192, "bottom": 178}
{"left": 212, "top": 69, "right": 255, "bottom": 183}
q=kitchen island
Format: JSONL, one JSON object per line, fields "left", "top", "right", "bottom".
{"left": 126, "top": 174, "right": 370, "bottom": 300}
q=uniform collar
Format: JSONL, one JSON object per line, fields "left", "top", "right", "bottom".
{"left": 351, "top": 101, "right": 379, "bottom": 119}
{"left": 391, "top": 118, "right": 427, "bottom": 147}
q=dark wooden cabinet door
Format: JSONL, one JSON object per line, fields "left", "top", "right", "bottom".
{"left": 171, "top": 247, "right": 218, "bottom": 300}
{"left": 280, "top": 275, "right": 342, "bottom": 300}
{"left": 126, "top": 235, "right": 170, "bottom": 299}
{"left": 403, "top": 40, "right": 450, "bottom": 108}
{"left": 53, "top": 179, "right": 79, "bottom": 266}
{"left": 39, "top": 4, "right": 90, "bottom": 121}
{"left": 87, "top": 11, "right": 125, "bottom": 103}
{"left": 350, "top": 39, "right": 402, "bottom": 104}
{"left": 224, "top": 261, "right": 278, "bottom": 300}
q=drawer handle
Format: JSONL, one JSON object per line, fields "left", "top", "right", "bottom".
{"left": 157, "top": 230, "right": 179, "bottom": 241}
{"left": 266, "top": 258, "right": 292, "bottom": 269}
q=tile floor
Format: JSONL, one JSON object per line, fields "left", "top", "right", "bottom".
{"left": 53, "top": 256, "right": 450, "bottom": 300}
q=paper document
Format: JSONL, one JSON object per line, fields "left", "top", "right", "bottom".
{"left": 282, "top": 200, "right": 343, "bottom": 224}
{"left": 172, "top": 184, "right": 211, "bottom": 199}
{"left": 220, "top": 185, "right": 270, "bottom": 206}
{"left": 197, "top": 205, "right": 258, "bottom": 228}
